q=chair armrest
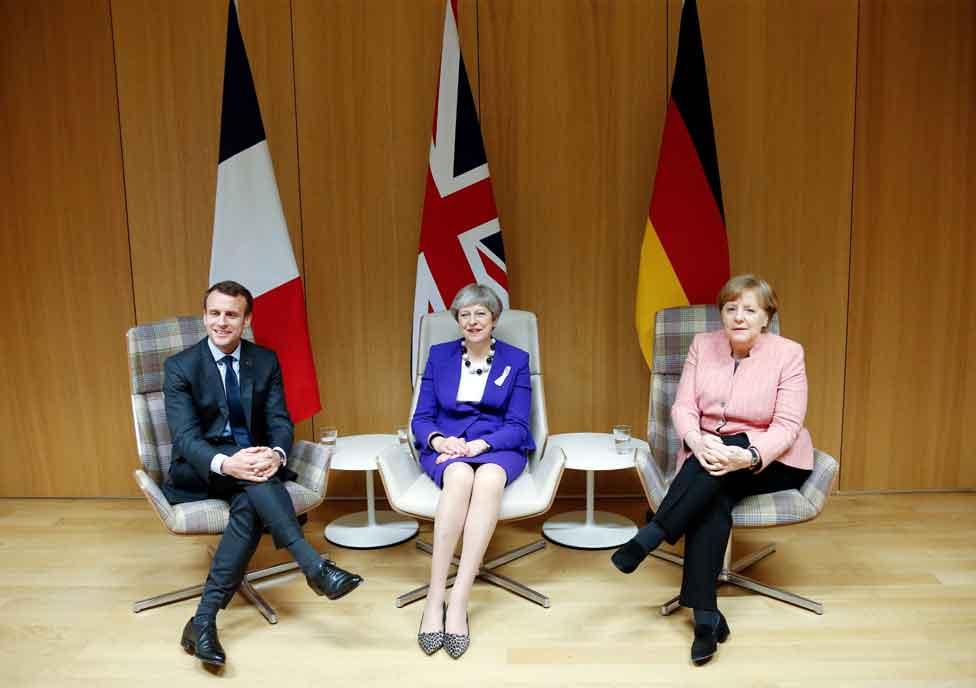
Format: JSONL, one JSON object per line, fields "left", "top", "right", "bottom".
{"left": 134, "top": 468, "right": 177, "bottom": 533}
{"left": 635, "top": 445, "right": 669, "bottom": 511}
{"left": 375, "top": 444, "right": 424, "bottom": 503}
{"left": 288, "top": 440, "right": 332, "bottom": 498}
{"left": 530, "top": 443, "right": 565, "bottom": 498}
{"left": 801, "top": 448, "right": 839, "bottom": 514}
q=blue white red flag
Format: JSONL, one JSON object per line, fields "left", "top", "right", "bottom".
{"left": 208, "top": 0, "right": 321, "bottom": 421}
{"left": 412, "top": 0, "right": 510, "bottom": 379}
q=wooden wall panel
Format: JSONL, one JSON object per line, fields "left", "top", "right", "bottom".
{"left": 112, "top": 0, "right": 312, "bottom": 443}
{"left": 668, "top": 0, "right": 859, "bottom": 464}
{"left": 111, "top": 0, "right": 304, "bottom": 322}
{"left": 842, "top": 0, "right": 976, "bottom": 490}
{"left": 478, "top": 0, "right": 667, "bottom": 494}
{"left": 0, "top": 0, "right": 136, "bottom": 496}
{"left": 1, "top": 0, "right": 971, "bottom": 497}
{"left": 293, "top": 0, "right": 476, "bottom": 496}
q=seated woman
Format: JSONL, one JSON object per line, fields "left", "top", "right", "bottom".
{"left": 612, "top": 274, "right": 813, "bottom": 666}
{"left": 412, "top": 283, "right": 534, "bottom": 659}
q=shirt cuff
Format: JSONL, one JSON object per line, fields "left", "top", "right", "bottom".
{"left": 427, "top": 432, "right": 444, "bottom": 450}
{"left": 272, "top": 447, "right": 287, "bottom": 466}
{"left": 210, "top": 453, "right": 229, "bottom": 476}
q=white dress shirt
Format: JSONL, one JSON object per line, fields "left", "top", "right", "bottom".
{"left": 455, "top": 358, "right": 490, "bottom": 403}
{"left": 207, "top": 339, "right": 286, "bottom": 475}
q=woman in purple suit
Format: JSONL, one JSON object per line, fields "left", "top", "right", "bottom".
{"left": 412, "top": 284, "right": 534, "bottom": 659}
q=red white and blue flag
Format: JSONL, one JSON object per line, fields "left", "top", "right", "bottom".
{"left": 208, "top": 0, "right": 321, "bottom": 421}
{"left": 412, "top": 0, "right": 510, "bottom": 378}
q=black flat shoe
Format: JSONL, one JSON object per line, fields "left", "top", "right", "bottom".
{"left": 181, "top": 618, "right": 226, "bottom": 667}
{"left": 417, "top": 603, "right": 445, "bottom": 655}
{"left": 691, "top": 611, "right": 730, "bottom": 666}
{"left": 611, "top": 538, "right": 650, "bottom": 574}
{"left": 306, "top": 559, "right": 364, "bottom": 600}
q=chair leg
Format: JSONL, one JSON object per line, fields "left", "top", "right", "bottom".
{"left": 238, "top": 579, "right": 278, "bottom": 624}
{"left": 653, "top": 538, "right": 823, "bottom": 615}
{"left": 133, "top": 551, "right": 327, "bottom": 624}
{"left": 396, "top": 538, "right": 550, "bottom": 608}
{"left": 725, "top": 571, "right": 823, "bottom": 614}
{"left": 650, "top": 549, "right": 684, "bottom": 568}
{"left": 728, "top": 543, "right": 775, "bottom": 574}
{"left": 133, "top": 583, "right": 206, "bottom": 613}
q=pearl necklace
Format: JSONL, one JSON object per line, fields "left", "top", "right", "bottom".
{"left": 461, "top": 338, "right": 495, "bottom": 376}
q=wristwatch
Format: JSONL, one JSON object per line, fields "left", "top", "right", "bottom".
{"left": 748, "top": 446, "right": 761, "bottom": 472}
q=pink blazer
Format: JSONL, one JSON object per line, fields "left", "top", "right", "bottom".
{"left": 671, "top": 330, "right": 814, "bottom": 472}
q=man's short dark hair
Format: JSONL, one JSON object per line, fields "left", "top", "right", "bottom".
{"left": 204, "top": 281, "right": 254, "bottom": 316}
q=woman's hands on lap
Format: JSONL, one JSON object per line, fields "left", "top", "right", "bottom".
{"left": 433, "top": 436, "right": 490, "bottom": 464}
{"left": 687, "top": 432, "right": 754, "bottom": 476}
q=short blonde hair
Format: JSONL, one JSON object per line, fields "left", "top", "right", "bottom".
{"left": 449, "top": 283, "right": 503, "bottom": 322}
{"left": 717, "top": 274, "right": 778, "bottom": 326}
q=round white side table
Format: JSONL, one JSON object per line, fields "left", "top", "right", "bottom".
{"left": 542, "top": 432, "right": 640, "bottom": 549}
{"left": 324, "top": 434, "right": 419, "bottom": 549}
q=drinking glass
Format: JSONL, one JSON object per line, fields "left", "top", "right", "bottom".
{"left": 396, "top": 425, "right": 409, "bottom": 445}
{"left": 612, "top": 425, "right": 632, "bottom": 454}
{"left": 319, "top": 427, "right": 338, "bottom": 447}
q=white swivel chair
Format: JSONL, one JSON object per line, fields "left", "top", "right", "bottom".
{"left": 376, "top": 310, "right": 565, "bottom": 608}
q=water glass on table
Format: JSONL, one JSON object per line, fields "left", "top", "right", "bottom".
{"left": 395, "top": 425, "right": 409, "bottom": 446}
{"left": 612, "top": 425, "right": 632, "bottom": 454}
{"left": 319, "top": 427, "right": 338, "bottom": 448}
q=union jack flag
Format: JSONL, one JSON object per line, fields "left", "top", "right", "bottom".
{"left": 412, "top": 0, "right": 509, "bottom": 379}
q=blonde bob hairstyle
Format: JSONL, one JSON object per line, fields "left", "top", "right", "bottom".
{"left": 717, "top": 274, "right": 779, "bottom": 330}
{"left": 449, "top": 283, "right": 504, "bottom": 322}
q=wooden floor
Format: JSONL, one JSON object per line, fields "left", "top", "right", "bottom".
{"left": 1, "top": 494, "right": 974, "bottom": 687}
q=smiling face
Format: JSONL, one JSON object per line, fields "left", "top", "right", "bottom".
{"left": 721, "top": 288, "right": 769, "bottom": 355}
{"left": 456, "top": 303, "right": 495, "bottom": 348}
{"left": 204, "top": 290, "right": 251, "bottom": 354}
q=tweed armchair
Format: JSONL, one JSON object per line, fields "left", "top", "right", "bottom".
{"left": 376, "top": 310, "right": 565, "bottom": 608}
{"left": 635, "top": 305, "right": 837, "bottom": 615}
{"left": 127, "top": 316, "right": 331, "bottom": 624}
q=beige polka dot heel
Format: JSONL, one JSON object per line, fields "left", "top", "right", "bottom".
{"left": 417, "top": 604, "right": 445, "bottom": 656}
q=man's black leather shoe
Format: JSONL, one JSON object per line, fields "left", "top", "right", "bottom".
{"left": 306, "top": 559, "right": 364, "bottom": 600}
{"left": 181, "top": 618, "right": 226, "bottom": 667}
{"left": 691, "top": 611, "right": 730, "bottom": 666}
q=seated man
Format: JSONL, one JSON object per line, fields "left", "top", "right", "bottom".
{"left": 164, "top": 280, "right": 362, "bottom": 667}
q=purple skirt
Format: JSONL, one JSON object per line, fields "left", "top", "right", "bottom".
{"left": 420, "top": 449, "right": 527, "bottom": 488}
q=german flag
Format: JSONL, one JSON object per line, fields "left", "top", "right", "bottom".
{"left": 635, "top": 0, "right": 730, "bottom": 368}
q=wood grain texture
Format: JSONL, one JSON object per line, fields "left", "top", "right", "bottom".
{"left": 2, "top": 494, "right": 975, "bottom": 685}
{"left": 293, "top": 0, "right": 476, "bottom": 496}
{"left": 112, "top": 0, "right": 312, "bottom": 443}
{"left": 842, "top": 0, "right": 976, "bottom": 490}
{"left": 111, "top": 0, "right": 304, "bottom": 323}
{"left": 478, "top": 0, "right": 667, "bottom": 495}
{"left": 0, "top": 0, "right": 136, "bottom": 496}
{"left": 667, "top": 0, "right": 859, "bottom": 465}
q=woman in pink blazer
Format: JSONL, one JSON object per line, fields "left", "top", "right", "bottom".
{"left": 612, "top": 275, "right": 813, "bottom": 666}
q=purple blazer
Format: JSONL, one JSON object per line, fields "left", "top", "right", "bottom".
{"left": 411, "top": 338, "right": 535, "bottom": 457}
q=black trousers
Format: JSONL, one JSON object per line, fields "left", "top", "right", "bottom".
{"left": 652, "top": 443, "right": 811, "bottom": 610}
{"left": 200, "top": 475, "right": 304, "bottom": 611}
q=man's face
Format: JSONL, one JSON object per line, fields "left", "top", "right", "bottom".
{"left": 203, "top": 291, "right": 251, "bottom": 354}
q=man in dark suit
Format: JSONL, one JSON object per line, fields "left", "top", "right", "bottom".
{"left": 164, "top": 280, "right": 362, "bottom": 667}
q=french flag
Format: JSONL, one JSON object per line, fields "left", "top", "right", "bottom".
{"left": 209, "top": 0, "right": 321, "bottom": 422}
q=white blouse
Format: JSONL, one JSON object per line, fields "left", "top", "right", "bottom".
{"left": 455, "top": 358, "right": 490, "bottom": 403}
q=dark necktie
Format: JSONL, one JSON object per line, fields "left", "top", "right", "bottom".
{"left": 221, "top": 355, "right": 252, "bottom": 448}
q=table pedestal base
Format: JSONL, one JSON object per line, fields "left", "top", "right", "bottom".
{"left": 325, "top": 511, "right": 418, "bottom": 549}
{"left": 542, "top": 510, "right": 637, "bottom": 549}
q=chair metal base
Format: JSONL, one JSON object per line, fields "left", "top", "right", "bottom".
{"left": 132, "top": 551, "right": 327, "bottom": 625}
{"left": 651, "top": 540, "right": 824, "bottom": 615}
{"left": 396, "top": 538, "right": 550, "bottom": 609}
